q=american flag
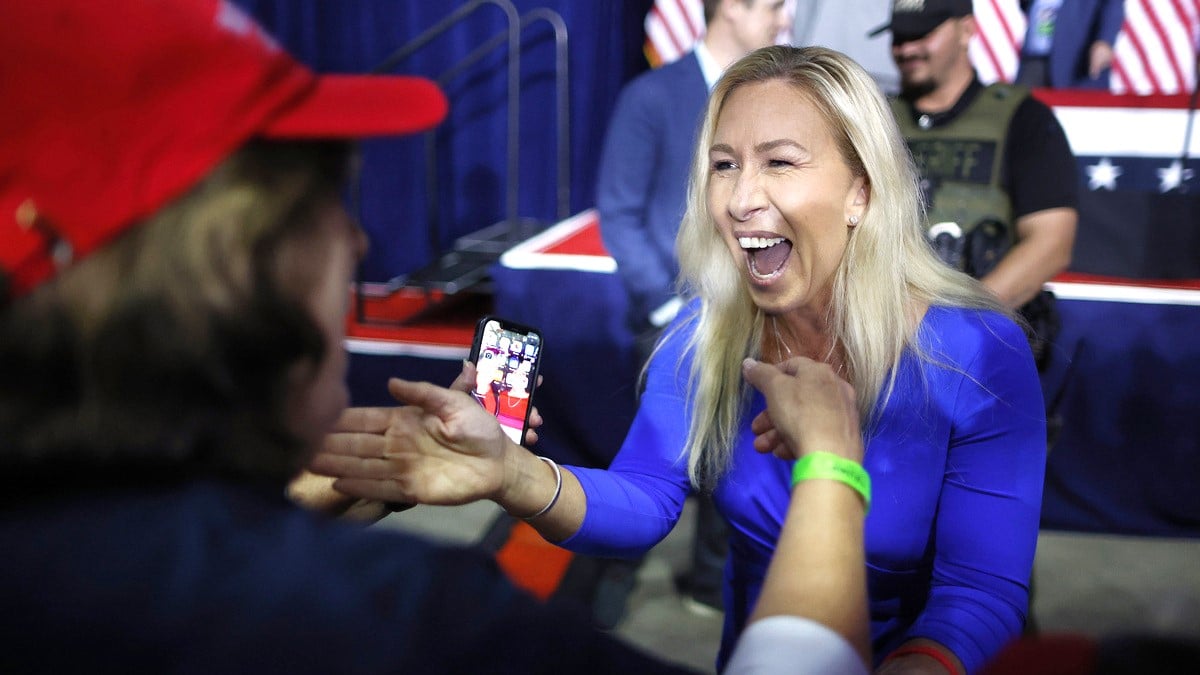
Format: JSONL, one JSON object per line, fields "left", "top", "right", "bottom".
{"left": 1039, "top": 89, "right": 1200, "bottom": 278}
{"left": 643, "top": 0, "right": 705, "bottom": 67}
{"left": 969, "top": 0, "right": 1027, "bottom": 84}
{"left": 1112, "top": 0, "right": 1200, "bottom": 95}
{"left": 644, "top": 0, "right": 1200, "bottom": 95}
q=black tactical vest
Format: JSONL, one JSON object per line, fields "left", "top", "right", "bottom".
{"left": 891, "top": 84, "right": 1028, "bottom": 276}
{"left": 894, "top": 85, "right": 1060, "bottom": 372}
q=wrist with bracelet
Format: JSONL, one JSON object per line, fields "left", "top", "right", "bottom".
{"left": 790, "top": 451, "right": 871, "bottom": 514}
{"left": 520, "top": 455, "right": 562, "bottom": 521}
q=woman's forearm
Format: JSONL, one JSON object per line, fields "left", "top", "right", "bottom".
{"left": 492, "top": 446, "right": 586, "bottom": 541}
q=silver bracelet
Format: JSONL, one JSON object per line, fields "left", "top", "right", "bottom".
{"left": 523, "top": 455, "right": 562, "bottom": 521}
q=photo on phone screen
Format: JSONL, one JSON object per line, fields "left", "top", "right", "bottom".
{"left": 468, "top": 316, "right": 542, "bottom": 446}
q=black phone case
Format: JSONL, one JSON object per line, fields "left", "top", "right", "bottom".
{"left": 469, "top": 315, "right": 543, "bottom": 446}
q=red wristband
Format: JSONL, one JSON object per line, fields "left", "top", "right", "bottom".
{"left": 884, "top": 645, "right": 957, "bottom": 674}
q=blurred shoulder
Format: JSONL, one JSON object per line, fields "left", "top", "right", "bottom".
{"left": 1013, "top": 91, "right": 1067, "bottom": 134}
{"left": 624, "top": 52, "right": 704, "bottom": 97}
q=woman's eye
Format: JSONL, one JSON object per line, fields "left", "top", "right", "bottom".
{"left": 767, "top": 158, "right": 793, "bottom": 168}
{"left": 711, "top": 159, "right": 735, "bottom": 172}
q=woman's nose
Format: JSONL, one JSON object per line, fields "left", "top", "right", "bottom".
{"left": 728, "top": 171, "right": 767, "bottom": 222}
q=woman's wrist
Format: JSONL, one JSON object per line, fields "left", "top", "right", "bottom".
{"left": 495, "top": 444, "right": 559, "bottom": 519}
{"left": 520, "top": 456, "right": 562, "bottom": 520}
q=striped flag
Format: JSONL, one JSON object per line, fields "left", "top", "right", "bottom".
{"left": 1112, "top": 0, "right": 1200, "bottom": 95}
{"left": 969, "top": 0, "right": 1200, "bottom": 94}
{"left": 644, "top": 0, "right": 705, "bottom": 67}
{"left": 642, "top": 0, "right": 1024, "bottom": 77}
{"left": 644, "top": 1, "right": 1199, "bottom": 95}
{"left": 642, "top": 0, "right": 795, "bottom": 68}
{"left": 974, "top": 0, "right": 1200, "bottom": 93}
{"left": 970, "top": 0, "right": 1027, "bottom": 84}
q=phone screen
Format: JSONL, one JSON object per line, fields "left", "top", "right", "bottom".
{"left": 468, "top": 316, "right": 542, "bottom": 446}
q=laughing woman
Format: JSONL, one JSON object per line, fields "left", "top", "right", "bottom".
{"left": 315, "top": 46, "right": 1045, "bottom": 675}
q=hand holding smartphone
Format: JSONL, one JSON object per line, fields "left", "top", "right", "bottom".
{"left": 468, "top": 316, "right": 543, "bottom": 446}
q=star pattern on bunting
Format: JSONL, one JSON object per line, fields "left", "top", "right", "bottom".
{"left": 1086, "top": 158, "right": 1122, "bottom": 191}
{"left": 1157, "top": 160, "right": 1195, "bottom": 193}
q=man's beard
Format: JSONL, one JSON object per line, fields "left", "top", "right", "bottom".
{"left": 900, "top": 79, "right": 937, "bottom": 99}
{"left": 895, "top": 54, "right": 938, "bottom": 99}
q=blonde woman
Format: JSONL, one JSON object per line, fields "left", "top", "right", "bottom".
{"left": 319, "top": 46, "right": 1045, "bottom": 675}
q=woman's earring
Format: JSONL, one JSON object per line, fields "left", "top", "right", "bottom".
{"left": 848, "top": 215, "right": 860, "bottom": 226}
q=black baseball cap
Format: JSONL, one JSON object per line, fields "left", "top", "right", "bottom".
{"left": 868, "top": 0, "right": 973, "bottom": 42}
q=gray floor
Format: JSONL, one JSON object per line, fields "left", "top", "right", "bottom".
{"left": 377, "top": 498, "right": 1200, "bottom": 673}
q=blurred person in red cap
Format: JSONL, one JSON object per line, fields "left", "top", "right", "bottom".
{"left": 0, "top": 3, "right": 881, "bottom": 673}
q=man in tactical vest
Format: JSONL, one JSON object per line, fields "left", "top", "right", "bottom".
{"left": 869, "top": 0, "right": 1078, "bottom": 370}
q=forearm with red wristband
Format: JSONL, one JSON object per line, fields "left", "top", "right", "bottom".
{"left": 883, "top": 644, "right": 958, "bottom": 674}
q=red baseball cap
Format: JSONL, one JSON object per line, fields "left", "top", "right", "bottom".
{"left": 0, "top": 0, "right": 449, "bottom": 298}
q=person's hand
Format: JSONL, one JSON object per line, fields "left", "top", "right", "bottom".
{"left": 742, "top": 357, "right": 863, "bottom": 463}
{"left": 307, "top": 377, "right": 516, "bottom": 506}
{"left": 1089, "top": 40, "right": 1114, "bottom": 80}
{"left": 453, "top": 359, "right": 545, "bottom": 446}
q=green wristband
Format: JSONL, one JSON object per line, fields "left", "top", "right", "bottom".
{"left": 791, "top": 451, "right": 871, "bottom": 514}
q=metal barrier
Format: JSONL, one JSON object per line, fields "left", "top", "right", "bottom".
{"left": 361, "top": 0, "right": 570, "bottom": 311}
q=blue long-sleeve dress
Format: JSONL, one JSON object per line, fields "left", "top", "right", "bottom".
{"left": 561, "top": 304, "right": 1046, "bottom": 673}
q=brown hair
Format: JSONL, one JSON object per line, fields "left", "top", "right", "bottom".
{"left": 703, "top": 0, "right": 754, "bottom": 25}
{"left": 0, "top": 140, "right": 352, "bottom": 486}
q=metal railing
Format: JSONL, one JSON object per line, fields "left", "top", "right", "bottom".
{"left": 363, "top": 0, "right": 570, "bottom": 306}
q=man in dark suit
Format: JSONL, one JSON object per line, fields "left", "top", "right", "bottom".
{"left": 1017, "top": 0, "right": 1125, "bottom": 89}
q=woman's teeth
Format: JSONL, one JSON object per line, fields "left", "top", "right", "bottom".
{"left": 738, "top": 236, "right": 786, "bottom": 249}
{"left": 739, "top": 236, "right": 792, "bottom": 278}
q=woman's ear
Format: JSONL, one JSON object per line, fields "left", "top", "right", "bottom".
{"left": 854, "top": 179, "right": 870, "bottom": 208}
{"left": 846, "top": 178, "right": 870, "bottom": 226}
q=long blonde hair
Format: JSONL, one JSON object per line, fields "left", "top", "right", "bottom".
{"left": 672, "top": 46, "right": 1005, "bottom": 488}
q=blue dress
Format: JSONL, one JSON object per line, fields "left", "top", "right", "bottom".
{"left": 562, "top": 304, "right": 1046, "bottom": 672}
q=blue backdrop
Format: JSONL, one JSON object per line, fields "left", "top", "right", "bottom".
{"left": 235, "top": 0, "right": 654, "bottom": 283}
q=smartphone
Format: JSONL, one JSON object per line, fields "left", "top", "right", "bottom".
{"left": 468, "top": 315, "right": 543, "bottom": 446}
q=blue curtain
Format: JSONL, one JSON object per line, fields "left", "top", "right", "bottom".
{"left": 234, "top": 0, "right": 653, "bottom": 282}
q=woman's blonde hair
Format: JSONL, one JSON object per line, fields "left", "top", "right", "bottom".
{"left": 672, "top": 46, "right": 1005, "bottom": 488}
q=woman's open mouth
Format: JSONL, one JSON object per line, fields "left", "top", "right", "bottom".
{"left": 739, "top": 236, "right": 792, "bottom": 281}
